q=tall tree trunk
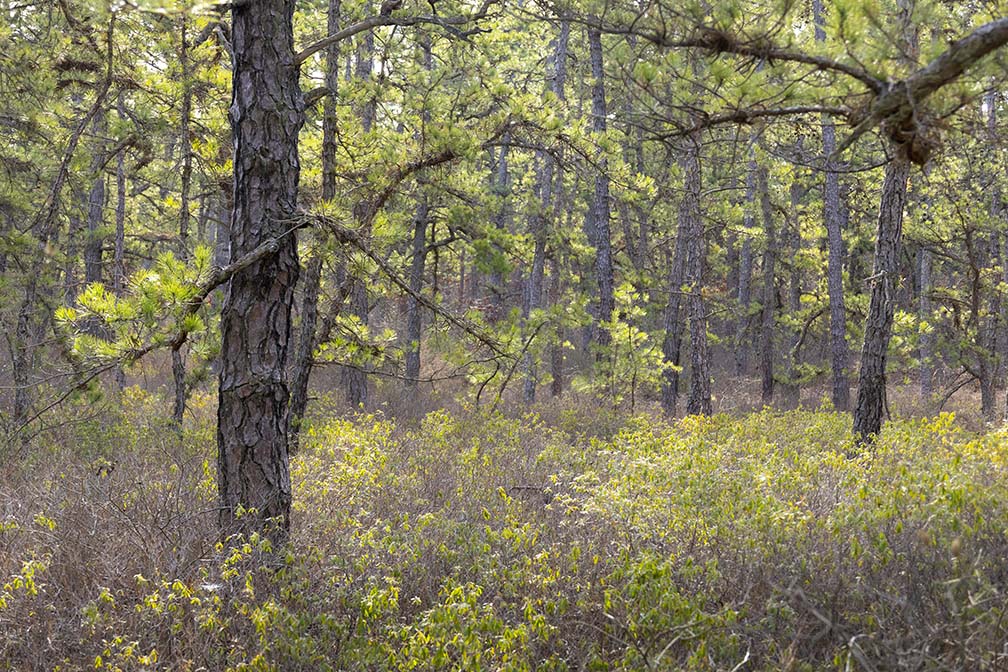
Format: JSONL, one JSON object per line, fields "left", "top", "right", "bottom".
{"left": 587, "top": 28, "right": 614, "bottom": 354}
{"left": 113, "top": 98, "right": 127, "bottom": 390}
{"left": 734, "top": 149, "right": 756, "bottom": 375}
{"left": 782, "top": 172, "right": 804, "bottom": 409}
{"left": 853, "top": 150, "right": 911, "bottom": 441}
{"left": 814, "top": 0, "right": 851, "bottom": 411}
{"left": 179, "top": 16, "right": 192, "bottom": 259}
{"left": 172, "top": 18, "right": 194, "bottom": 425}
{"left": 404, "top": 31, "right": 433, "bottom": 388}
{"left": 342, "top": 18, "right": 375, "bottom": 409}
{"left": 682, "top": 135, "right": 712, "bottom": 416}
{"left": 217, "top": 0, "right": 303, "bottom": 544}
{"left": 523, "top": 20, "right": 568, "bottom": 403}
{"left": 290, "top": 0, "right": 340, "bottom": 448}
{"left": 758, "top": 164, "right": 776, "bottom": 404}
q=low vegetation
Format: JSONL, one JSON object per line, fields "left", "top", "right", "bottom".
{"left": 2, "top": 391, "right": 1006, "bottom": 671}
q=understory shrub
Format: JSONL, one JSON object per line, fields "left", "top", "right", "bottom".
{"left": 1, "top": 392, "right": 1006, "bottom": 670}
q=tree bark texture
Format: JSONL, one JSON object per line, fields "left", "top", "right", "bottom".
{"left": 682, "top": 137, "right": 712, "bottom": 416}
{"left": 217, "top": 0, "right": 303, "bottom": 543}
{"left": 853, "top": 151, "right": 911, "bottom": 441}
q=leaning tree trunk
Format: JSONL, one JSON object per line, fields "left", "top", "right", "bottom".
{"left": 853, "top": 149, "right": 911, "bottom": 442}
{"left": 217, "top": 0, "right": 303, "bottom": 544}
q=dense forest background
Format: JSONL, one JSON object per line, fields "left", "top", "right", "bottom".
{"left": 3, "top": 0, "right": 1008, "bottom": 669}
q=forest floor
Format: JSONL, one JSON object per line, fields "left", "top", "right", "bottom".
{"left": 2, "top": 389, "right": 1007, "bottom": 670}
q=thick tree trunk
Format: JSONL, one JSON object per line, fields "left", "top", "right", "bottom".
{"left": 814, "top": 0, "right": 851, "bottom": 412}
{"left": 758, "top": 164, "right": 776, "bottom": 404}
{"left": 853, "top": 150, "right": 911, "bottom": 441}
{"left": 587, "top": 28, "right": 614, "bottom": 354}
{"left": 217, "top": 0, "right": 303, "bottom": 543}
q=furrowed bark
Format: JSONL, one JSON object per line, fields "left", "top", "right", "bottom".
{"left": 853, "top": 150, "right": 911, "bottom": 442}
{"left": 217, "top": 0, "right": 303, "bottom": 544}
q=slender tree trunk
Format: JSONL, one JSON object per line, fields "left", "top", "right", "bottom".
{"left": 782, "top": 174, "right": 804, "bottom": 409}
{"left": 404, "top": 31, "right": 433, "bottom": 388}
{"left": 853, "top": 150, "right": 911, "bottom": 441}
{"left": 404, "top": 200, "right": 428, "bottom": 386}
{"left": 113, "top": 100, "right": 127, "bottom": 390}
{"left": 735, "top": 149, "right": 756, "bottom": 375}
{"left": 217, "top": 0, "right": 303, "bottom": 544}
{"left": 82, "top": 112, "right": 107, "bottom": 288}
{"left": 342, "top": 19, "right": 375, "bottom": 409}
{"left": 171, "top": 19, "right": 194, "bottom": 424}
{"left": 523, "top": 20, "right": 568, "bottom": 403}
{"left": 814, "top": 0, "right": 851, "bottom": 412}
{"left": 919, "top": 246, "right": 934, "bottom": 397}
{"left": 587, "top": 28, "right": 614, "bottom": 354}
{"left": 660, "top": 230, "right": 686, "bottom": 416}
{"left": 179, "top": 16, "right": 192, "bottom": 259}
{"left": 290, "top": 0, "right": 340, "bottom": 448}
{"left": 978, "top": 232, "right": 1000, "bottom": 421}
{"left": 758, "top": 164, "right": 776, "bottom": 404}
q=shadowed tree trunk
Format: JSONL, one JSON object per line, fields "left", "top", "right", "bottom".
{"left": 217, "top": 0, "right": 303, "bottom": 544}
{"left": 660, "top": 224, "right": 686, "bottom": 416}
{"left": 853, "top": 149, "right": 911, "bottom": 441}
